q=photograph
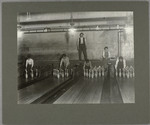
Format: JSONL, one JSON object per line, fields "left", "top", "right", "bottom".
{"left": 17, "top": 11, "right": 134, "bottom": 104}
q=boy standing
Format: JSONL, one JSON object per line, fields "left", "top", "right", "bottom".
{"left": 77, "top": 33, "right": 87, "bottom": 61}
{"left": 102, "top": 47, "right": 111, "bottom": 69}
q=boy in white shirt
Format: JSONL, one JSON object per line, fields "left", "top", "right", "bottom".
{"left": 25, "top": 54, "right": 34, "bottom": 77}
{"left": 115, "top": 56, "right": 126, "bottom": 75}
{"left": 60, "top": 54, "right": 70, "bottom": 71}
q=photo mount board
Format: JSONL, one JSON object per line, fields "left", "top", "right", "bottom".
{"left": 2, "top": 1, "right": 149, "bottom": 124}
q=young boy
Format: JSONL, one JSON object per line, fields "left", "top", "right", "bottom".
{"left": 102, "top": 46, "right": 111, "bottom": 69}
{"left": 83, "top": 59, "right": 92, "bottom": 70}
{"left": 25, "top": 54, "right": 34, "bottom": 78}
{"left": 115, "top": 56, "right": 126, "bottom": 74}
{"left": 59, "top": 54, "right": 70, "bottom": 71}
{"left": 76, "top": 33, "right": 87, "bottom": 61}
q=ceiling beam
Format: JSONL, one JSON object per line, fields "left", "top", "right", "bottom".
{"left": 23, "top": 28, "right": 125, "bottom": 34}
{"left": 20, "top": 24, "right": 126, "bottom": 31}
{"left": 19, "top": 16, "right": 127, "bottom": 25}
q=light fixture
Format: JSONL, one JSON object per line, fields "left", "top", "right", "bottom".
{"left": 124, "top": 25, "right": 133, "bottom": 34}
{"left": 17, "top": 29, "right": 23, "bottom": 38}
{"left": 68, "top": 27, "right": 77, "bottom": 33}
{"left": 96, "top": 26, "right": 100, "bottom": 30}
{"left": 43, "top": 28, "right": 48, "bottom": 32}
{"left": 68, "top": 12, "right": 77, "bottom": 33}
{"left": 117, "top": 25, "right": 119, "bottom": 29}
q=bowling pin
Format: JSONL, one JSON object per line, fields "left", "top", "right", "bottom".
{"left": 88, "top": 72, "right": 90, "bottom": 78}
{"left": 55, "top": 70, "right": 57, "bottom": 77}
{"left": 98, "top": 66, "right": 101, "bottom": 70}
{"left": 125, "top": 66, "right": 129, "bottom": 72}
{"left": 119, "top": 69, "right": 121, "bottom": 77}
{"left": 116, "top": 70, "right": 118, "bottom": 77}
{"left": 129, "top": 72, "right": 132, "bottom": 78}
{"left": 57, "top": 70, "right": 60, "bottom": 78}
{"left": 53, "top": 69, "right": 54, "bottom": 76}
{"left": 130, "top": 66, "right": 134, "bottom": 71}
{"left": 91, "top": 70, "right": 94, "bottom": 78}
{"left": 86, "top": 69, "right": 88, "bottom": 77}
{"left": 122, "top": 68, "right": 125, "bottom": 78}
{"left": 133, "top": 69, "right": 135, "bottom": 77}
{"left": 55, "top": 69, "right": 57, "bottom": 77}
{"left": 85, "top": 69, "right": 87, "bottom": 77}
{"left": 126, "top": 70, "right": 129, "bottom": 78}
{"left": 123, "top": 71, "right": 125, "bottom": 78}
{"left": 31, "top": 69, "right": 34, "bottom": 78}
{"left": 88, "top": 70, "right": 90, "bottom": 78}
{"left": 66, "top": 69, "right": 69, "bottom": 77}
{"left": 95, "top": 70, "right": 98, "bottom": 78}
{"left": 101, "top": 66, "right": 104, "bottom": 76}
{"left": 35, "top": 69, "right": 38, "bottom": 77}
{"left": 38, "top": 70, "right": 41, "bottom": 77}
{"left": 98, "top": 68, "right": 101, "bottom": 77}
{"left": 64, "top": 69, "right": 66, "bottom": 77}
{"left": 25, "top": 69, "right": 28, "bottom": 79}
{"left": 54, "top": 69, "right": 56, "bottom": 76}
{"left": 70, "top": 69, "right": 73, "bottom": 75}
{"left": 94, "top": 66, "right": 97, "bottom": 71}
{"left": 84, "top": 69, "right": 85, "bottom": 76}
{"left": 102, "top": 68, "right": 104, "bottom": 77}
{"left": 130, "top": 66, "right": 134, "bottom": 77}
{"left": 98, "top": 66, "right": 101, "bottom": 74}
{"left": 102, "top": 71, "right": 104, "bottom": 76}
{"left": 61, "top": 70, "right": 64, "bottom": 78}
{"left": 99, "top": 70, "right": 101, "bottom": 77}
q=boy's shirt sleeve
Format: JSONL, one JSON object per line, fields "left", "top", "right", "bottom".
{"left": 32, "top": 59, "right": 34, "bottom": 68}
{"left": 60, "top": 58, "right": 63, "bottom": 67}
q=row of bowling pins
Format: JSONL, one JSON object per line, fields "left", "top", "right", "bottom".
{"left": 84, "top": 68, "right": 105, "bottom": 78}
{"left": 25, "top": 69, "right": 39, "bottom": 79}
{"left": 93, "top": 66, "right": 104, "bottom": 72}
{"left": 116, "top": 68, "right": 135, "bottom": 78}
{"left": 53, "top": 69, "right": 69, "bottom": 78}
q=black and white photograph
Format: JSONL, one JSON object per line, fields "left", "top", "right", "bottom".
{"left": 17, "top": 11, "right": 134, "bottom": 104}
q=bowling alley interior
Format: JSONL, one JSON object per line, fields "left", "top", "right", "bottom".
{"left": 17, "top": 11, "right": 135, "bottom": 104}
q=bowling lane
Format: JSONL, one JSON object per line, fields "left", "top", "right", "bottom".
{"left": 53, "top": 76, "right": 104, "bottom": 104}
{"left": 18, "top": 75, "right": 49, "bottom": 90}
{"left": 116, "top": 77, "right": 135, "bottom": 103}
{"left": 100, "top": 77, "right": 123, "bottom": 103}
{"left": 18, "top": 77, "right": 70, "bottom": 104}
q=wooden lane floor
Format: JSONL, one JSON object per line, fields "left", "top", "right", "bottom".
{"left": 18, "top": 77, "right": 36, "bottom": 86}
{"left": 18, "top": 76, "right": 49, "bottom": 90}
{"left": 116, "top": 77, "right": 135, "bottom": 103}
{"left": 18, "top": 77, "right": 69, "bottom": 104}
{"left": 53, "top": 76, "right": 104, "bottom": 104}
{"left": 101, "top": 77, "right": 123, "bottom": 103}
{"left": 53, "top": 76, "right": 134, "bottom": 104}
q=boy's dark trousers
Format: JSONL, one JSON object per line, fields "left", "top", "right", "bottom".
{"left": 78, "top": 44, "right": 87, "bottom": 61}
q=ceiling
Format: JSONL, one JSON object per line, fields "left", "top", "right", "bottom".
{"left": 17, "top": 11, "right": 133, "bottom": 33}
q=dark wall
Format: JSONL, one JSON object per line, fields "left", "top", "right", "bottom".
{"left": 18, "top": 30, "right": 134, "bottom": 61}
